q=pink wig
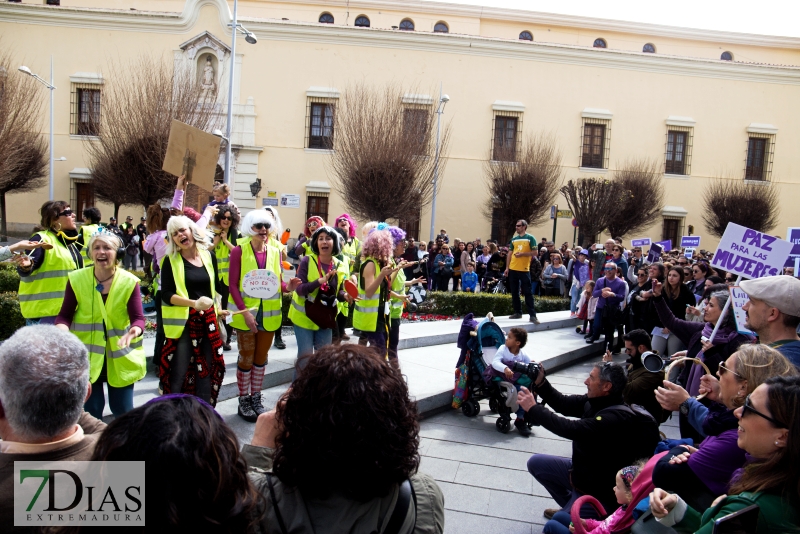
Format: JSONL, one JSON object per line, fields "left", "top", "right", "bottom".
{"left": 361, "top": 229, "right": 394, "bottom": 266}
{"left": 334, "top": 213, "right": 358, "bottom": 238}
{"left": 304, "top": 216, "right": 326, "bottom": 237}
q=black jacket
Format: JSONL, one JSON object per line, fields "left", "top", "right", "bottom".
{"left": 525, "top": 380, "right": 659, "bottom": 510}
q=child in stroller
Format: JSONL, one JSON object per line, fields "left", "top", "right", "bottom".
{"left": 454, "top": 314, "right": 535, "bottom": 435}
{"left": 484, "top": 327, "right": 535, "bottom": 436}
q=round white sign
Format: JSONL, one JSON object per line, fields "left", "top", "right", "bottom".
{"left": 242, "top": 269, "right": 279, "bottom": 299}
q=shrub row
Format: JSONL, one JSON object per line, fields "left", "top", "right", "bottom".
{"left": 418, "top": 291, "right": 569, "bottom": 317}
{"left": 0, "top": 267, "right": 20, "bottom": 293}
{"left": 0, "top": 292, "right": 25, "bottom": 341}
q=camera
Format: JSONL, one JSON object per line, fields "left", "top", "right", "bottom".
{"left": 511, "top": 361, "right": 543, "bottom": 382}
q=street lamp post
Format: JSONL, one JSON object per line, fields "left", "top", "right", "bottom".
{"left": 19, "top": 57, "right": 56, "bottom": 201}
{"left": 428, "top": 85, "right": 449, "bottom": 242}
{"left": 224, "top": 0, "right": 258, "bottom": 197}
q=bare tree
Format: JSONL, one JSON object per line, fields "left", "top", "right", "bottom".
{"left": 560, "top": 177, "right": 627, "bottom": 247}
{"left": 606, "top": 158, "right": 665, "bottom": 238}
{"left": 0, "top": 50, "right": 48, "bottom": 237}
{"left": 482, "top": 133, "right": 563, "bottom": 237}
{"left": 86, "top": 56, "right": 220, "bottom": 218}
{"left": 702, "top": 176, "right": 780, "bottom": 237}
{"left": 329, "top": 84, "right": 451, "bottom": 222}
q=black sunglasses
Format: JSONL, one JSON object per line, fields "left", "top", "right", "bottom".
{"left": 743, "top": 394, "right": 787, "bottom": 429}
{"left": 221, "top": 216, "right": 232, "bottom": 221}
{"left": 57, "top": 209, "right": 74, "bottom": 217}
{"left": 252, "top": 223, "right": 271, "bottom": 230}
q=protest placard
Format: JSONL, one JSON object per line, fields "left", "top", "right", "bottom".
{"left": 162, "top": 120, "right": 220, "bottom": 191}
{"left": 785, "top": 227, "right": 800, "bottom": 272}
{"left": 684, "top": 248, "right": 695, "bottom": 259}
{"left": 729, "top": 285, "right": 756, "bottom": 336}
{"left": 680, "top": 236, "right": 701, "bottom": 248}
{"left": 631, "top": 238, "right": 651, "bottom": 247}
{"left": 646, "top": 242, "right": 663, "bottom": 263}
{"left": 242, "top": 269, "right": 279, "bottom": 299}
{"left": 710, "top": 223, "right": 794, "bottom": 279}
{"left": 655, "top": 239, "right": 672, "bottom": 252}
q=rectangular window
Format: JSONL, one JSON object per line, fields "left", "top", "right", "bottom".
{"left": 70, "top": 179, "right": 94, "bottom": 215}
{"left": 307, "top": 102, "right": 334, "bottom": 149}
{"left": 403, "top": 108, "right": 429, "bottom": 154}
{"left": 306, "top": 192, "right": 329, "bottom": 222}
{"left": 581, "top": 123, "right": 605, "bottom": 168}
{"left": 490, "top": 207, "right": 510, "bottom": 246}
{"left": 492, "top": 115, "right": 519, "bottom": 162}
{"left": 664, "top": 126, "right": 693, "bottom": 176}
{"left": 70, "top": 84, "right": 101, "bottom": 136}
{"left": 662, "top": 217, "right": 682, "bottom": 247}
{"left": 745, "top": 137, "right": 768, "bottom": 181}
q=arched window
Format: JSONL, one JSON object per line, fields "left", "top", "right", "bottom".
{"left": 319, "top": 12, "right": 334, "bottom": 24}
{"left": 519, "top": 31, "right": 533, "bottom": 41}
{"left": 354, "top": 15, "right": 370, "bottom": 27}
{"left": 721, "top": 51, "right": 733, "bottom": 61}
{"left": 434, "top": 22, "right": 449, "bottom": 33}
{"left": 593, "top": 38, "right": 607, "bottom": 48}
{"left": 399, "top": 18, "right": 414, "bottom": 31}
{"left": 643, "top": 43, "right": 656, "bottom": 53}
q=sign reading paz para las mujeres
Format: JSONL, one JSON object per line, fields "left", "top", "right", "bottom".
{"left": 711, "top": 223, "right": 794, "bottom": 279}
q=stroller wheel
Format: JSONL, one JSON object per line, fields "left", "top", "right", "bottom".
{"left": 461, "top": 398, "right": 480, "bottom": 417}
{"left": 496, "top": 417, "right": 511, "bottom": 434}
{"left": 488, "top": 397, "right": 499, "bottom": 413}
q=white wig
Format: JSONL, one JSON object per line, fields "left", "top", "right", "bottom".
{"left": 165, "top": 215, "right": 209, "bottom": 256}
{"left": 263, "top": 206, "right": 283, "bottom": 237}
{"left": 86, "top": 229, "right": 123, "bottom": 263}
{"left": 241, "top": 209, "right": 275, "bottom": 238}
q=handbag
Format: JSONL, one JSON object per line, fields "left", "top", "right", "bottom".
{"left": 305, "top": 289, "right": 338, "bottom": 330}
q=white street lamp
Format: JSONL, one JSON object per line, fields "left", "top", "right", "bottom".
{"left": 19, "top": 58, "right": 57, "bottom": 201}
{"left": 429, "top": 85, "right": 449, "bottom": 242}
{"left": 224, "top": 0, "right": 258, "bottom": 195}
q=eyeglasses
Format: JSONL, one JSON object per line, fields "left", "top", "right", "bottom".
{"left": 307, "top": 223, "right": 317, "bottom": 228}
{"left": 742, "top": 394, "right": 787, "bottom": 429}
{"left": 637, "top": 273, "right": 647, "bottom": 277}
{"left": 692, "top": 270, "right": 702, "bottom": 274}
{"left": 718, "top": 362, "right": 743, "bottom": 379}
{"left": 253, "top": 223, "right": 271, "bottom": 230}
{"left": 57, "top": 209, "right": 74, "bottom": 217}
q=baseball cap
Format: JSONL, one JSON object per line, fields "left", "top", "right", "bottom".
{"left": 740, "top": 275, "right": 800, "bottom": 318}
{"left": 579, "top": 249, "right": 589, "bottom": 256}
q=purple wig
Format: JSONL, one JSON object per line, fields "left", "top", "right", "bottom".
{"left": 387, "top": 226, "right": 407, "bottom": 247}
{"left": 334, "top": 213, "right": 358, "bottom": 238}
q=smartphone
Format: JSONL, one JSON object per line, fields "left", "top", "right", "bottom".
{"left": 595, "top": 243, "right": 603, "bottom": 249}
{"left": 712, "top": 503, "right": 759, "bottom": 534}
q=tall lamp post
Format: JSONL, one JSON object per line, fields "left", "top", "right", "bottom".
{"left": 428, "top": 86, "right": 449, "bottom": 242}
{"left": 19, "top": 58, "right": 56, "bottom": 201}
{"left": 224, "top": 0, "right": 258, "bottom": 194}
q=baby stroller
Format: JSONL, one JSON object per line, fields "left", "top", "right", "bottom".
{"left": 454, "top": 315, "right": 529, "bottom": 434}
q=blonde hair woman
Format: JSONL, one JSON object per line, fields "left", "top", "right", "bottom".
{"left": 56, "top": 229, "right": 146, "bottom": 418}
{"left": 158, "top": 215, "right": 228, "bottom": 406}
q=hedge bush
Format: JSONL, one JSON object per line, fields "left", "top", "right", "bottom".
{"left": 0, "top": 292, "right": 25, "bottom": 341}
{"left": 418, "top": 292, "right": 569, "bottom": 317}
{"left": 0, "top": 268, "right": 20, "bottom": 293}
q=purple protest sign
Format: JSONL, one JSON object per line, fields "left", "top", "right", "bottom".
{"left": 785, "top": 227, "right": 800, "bottom": 268}
{"left": 711, "top": 223, "right": 793, "bottom": 279}
{"left": 680, "top": 236, "right": 701, "bottom": 248}
{"left": 631, "top": 238, "right": 651, "bottom": 247}
{"left": 654, "top": 239, "right": 672, "bottom": 252}
{"left": 646, "top": 243, "right": 663, "bottom": 263}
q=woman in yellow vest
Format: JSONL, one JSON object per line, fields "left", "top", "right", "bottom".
{"left": 288, "top": 226, "right": 350, "bottom": 373}
{"left": 387, "top": 226, "right": 426, "bottom": 364}
{"left": 55, "top": 228, "right": 146, "bottom": 418}
{"left": 78, "top": 207, "right": 102, "bottom": 266}
{"left": 159, "top": 215, "right": 228, "bottom": 406}
{"left": 333, "top": 213, "right": 360, "bottom": 342}
{"left": 291, "top": 215, "right": 325, "bottom": 258}
{"left": 210, "top": 204, "right": 239, "bottom": 351}
{"left": 15, "top": 201, "right": 83, "bottom": 324}
{"left": 264, "top": 205, "right": 290, "bottom": 351}
{"left": 353, "top": 224, "right": 401, "bottom": 359}
{"left": 228, "top": 210, "right": 300, "bottom": 421}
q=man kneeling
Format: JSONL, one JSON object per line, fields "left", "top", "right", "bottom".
{"left": 519, "top": 362, "right": 658, "bottom": 520}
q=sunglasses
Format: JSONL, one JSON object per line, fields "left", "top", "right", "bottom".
{"left": 718, "top": 362, "right": 743, "bottom": 379}
{"left": 603, "top": 267, "right": 615, "bottom": 271}
{"left": 253, "top": 223, "right": 271, "bottom": 230}
{"left": 637, "top": 273, "right": 647, "bottom": 277}
{"left": 221, "top": 216, "right": 232, "bottom": 221}
{"left": 57, "top": 209, "right": 74, "bottom": 217}
{"left": 725, "top": 277, "right": 736, "bottom": 282}
{"left": 742, "top": 394, "right": 787, "bottom": 429}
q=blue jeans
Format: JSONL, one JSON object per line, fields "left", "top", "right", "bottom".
{"left": 570, "top": 284, "right": 581, "bottom": 313}
{"left": 84, "top": 380, "right": 134, "bottom": 419}
{"left": 526, "top": 454, "right": 605, "bottom": 520}
{"left": 293, "top": 325, "right": 332, "bottom": 377}
{"left": 543, "top": 511, "right": 573, "bottom": 534}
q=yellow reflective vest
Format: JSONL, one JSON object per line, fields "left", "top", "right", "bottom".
{"left": 161, "top": 250, "right": 216, "bottom": 339}
{"left": 68, "top": 267, "right": 146, "bottom": 387}
{"left": 214, "top": 232, "right": 233, "bottom": 286}
{"left": 18, "top": 231, "right": 80, "bottom": 320}
{"left": 289, "top": 254, "right": 347, "bottom": 331}
{"left": 390, "top": 262, "right": 407, "bottom": 320}
{"left": 353, "top": 257, "right": 388, "bottom": 332}
{"left": 228, "top": 241, "right": 283, "bottom": 332}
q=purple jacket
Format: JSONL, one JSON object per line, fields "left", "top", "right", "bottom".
{"left": 592, "top": 276, "right": 626, "bottom": 309}
{"left": 688, "top": 428, "right": 746, "bottom": 495}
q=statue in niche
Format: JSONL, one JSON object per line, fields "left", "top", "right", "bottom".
{"left": 199, "top": 55, "right": 216, "bottom": 99}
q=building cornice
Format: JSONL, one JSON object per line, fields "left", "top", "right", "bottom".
{"left": 2, "top": 1, "right": 800, "bottom": 86}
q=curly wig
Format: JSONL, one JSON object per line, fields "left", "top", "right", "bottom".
{"left": 309, "top": 226, "right": 342, "bottom": 256}
{"left": 304, "top": 216, "right": 326, "bottom": 237}
{"left": 334, "top": 213, "right": 358, "bottom": 238}
{"left": 360, "top": 229, "right": 394, "bottom": 266}
{"left": 273, "top": 344, "right": 420, "bottom": 500}
{"left": 89, "top": 395, "right": 263, "bottom": 531}
{"left": 213, "top": 203, "right": 241, "bottom": 233}
{"left": 387, "top": 226, "right": 407, "bottom": 248}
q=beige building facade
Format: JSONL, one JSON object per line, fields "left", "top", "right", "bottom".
{"left": 2, "top": 0, "right": 800, "bottom": 249}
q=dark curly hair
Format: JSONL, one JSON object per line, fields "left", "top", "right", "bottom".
{"left": 86, "top": 395, "right": 263, "bottom": 532}
{"left": 273, "top": 344, "right": 420, "bottom": 501}
{"left": 213, "top": 203, "right": 240, "bottom": 246}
